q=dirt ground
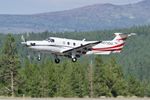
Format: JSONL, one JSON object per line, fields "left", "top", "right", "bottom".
{"left": 0, "top": 97, "right": 150, "bottom": 100}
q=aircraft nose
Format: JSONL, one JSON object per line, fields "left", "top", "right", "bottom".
{"left": 21, "top": 42, "right": 27, "bottom": 45}
{"left": 21, "top": 42, "right": 29, "bottom": 47}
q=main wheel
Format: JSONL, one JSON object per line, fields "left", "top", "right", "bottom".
{"left": 37, "top": 57, "right": 41, "bottom": 61}
{"left": 72, "top": 57, "right": 77, "bottom": 62}
{"left": 37, "top": 54, "right": 41, "bottom": 61}
{"left": 55, "top": 58, "right": 60, "bottom": 64}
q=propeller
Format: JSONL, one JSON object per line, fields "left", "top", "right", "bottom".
{"left": 21, "top": 33, "right": 31, "bottom": 60}
{"left": 21, "top": 35, "right": 26, "bottom": 42}
{"left": 21, "top": 35, "right": 27, "bottom": 45}
{"left": 21, "top": 33, "right": 30, "bottom": 45}
{"left": 128, "top": 33, "right": 137, "bottom": 37}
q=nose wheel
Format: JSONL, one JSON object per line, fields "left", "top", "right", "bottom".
{"left": 55, "top": 58, "right": 60, "bottom": 64}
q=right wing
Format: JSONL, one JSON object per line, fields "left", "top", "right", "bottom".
{"left": 62, "top": 41, "right": 101, "bottom": 58}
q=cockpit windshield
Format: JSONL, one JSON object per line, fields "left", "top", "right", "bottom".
{"left": 47, "top": 37, "right": 55, "bottom": 42}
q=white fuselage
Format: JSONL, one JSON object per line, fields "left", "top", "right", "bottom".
{"left": 25, "top": 36, "right": 124, "bottom": 56}
{"left": 26, "top": 37, "right": 95, "bottom": 55}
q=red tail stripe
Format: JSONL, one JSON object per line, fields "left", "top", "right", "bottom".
{"left": 92, "top": 48, "right": 122, "bottom": 51}
{"left": 92, "top": 43, "right": 125, "bottom": 50}
{"left": 117, "top": 38, "right": 127, "bottom": 41}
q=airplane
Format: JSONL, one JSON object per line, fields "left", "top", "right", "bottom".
{"left": 21, "top": 33, "right": 136, "bottom": 63}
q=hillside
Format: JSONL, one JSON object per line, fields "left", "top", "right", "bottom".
{"left": 10, "top": 25, "right": 150, "bottom": 81}
{"left": 0, "top": 0, "right": 150, "bottom": 33}
{"left": 0, "top": 25, "right": 150, "bottom": 97}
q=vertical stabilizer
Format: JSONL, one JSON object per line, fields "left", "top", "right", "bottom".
{"left": 113, "top": 33, "right": 136, "bottom": 42}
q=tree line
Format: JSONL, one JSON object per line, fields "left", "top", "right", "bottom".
{"left": 0, "top": 25, "right": 150, "bottom": 97}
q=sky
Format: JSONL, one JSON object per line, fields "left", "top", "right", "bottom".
{"left": 0, "top": 0, "right": 143, "bottom": 15}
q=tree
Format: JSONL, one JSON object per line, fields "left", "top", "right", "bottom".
{"left": 71, "top": 62, "right": 89, "bottom": 97}
{"left": 55, "top": 62, "right": 75, "bottom": 97}
{"left": 106, "top": 57, "right": 128, "bottom": 97}
{"left": 0, "top": 34, "right": 20, "bottom": 97}
{"left": 93, "top": 56, "right": 111, "bottom": 97}
{"left": 18, "top": 59, "right": 41, "bottom": 97}
{"left": 93, "top": 56, "right": 128, "bottom": 97}
{"left": 127, "top": 75, "right": 144, "bottom": 97}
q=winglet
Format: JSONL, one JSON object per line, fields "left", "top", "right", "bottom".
{"left": 113, "top": 33, "right": 137, "bottom": 41}
{"left": 128, "top": 33, "right": 137, "bottom": 37}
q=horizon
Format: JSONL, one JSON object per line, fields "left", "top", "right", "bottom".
{"left": 0, "top": 0, "right": 143, "bottom": 15}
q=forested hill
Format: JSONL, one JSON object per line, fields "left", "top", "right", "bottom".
{"left": 0, "top": 0, "right": 150, "bottom": 33}
{"left": 0, "top": 25, "right": 149, "bottom": 81}
{"left": 0, "top": 25, "right": 150, "bottom": 97}
{"left": 18, "top": 25, "right": 150, "bottom": 81}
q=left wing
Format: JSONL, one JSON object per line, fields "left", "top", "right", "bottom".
{"left": 62, "top": 41, "right": 101, "bottom": 58}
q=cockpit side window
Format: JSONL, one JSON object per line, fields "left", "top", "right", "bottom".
{"left": 50, "top": 39, "right": 55, "bottom": 42}
{"left": 48, "top": 38, "right": 55, "bottom": 42}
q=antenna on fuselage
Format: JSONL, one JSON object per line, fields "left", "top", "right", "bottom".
{"left": 82, "top": 38, "right": 86, "bottom": 41}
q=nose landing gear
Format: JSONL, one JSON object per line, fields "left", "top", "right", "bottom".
{"left": 55, "top": 58, "right": 60, "bottom": 64}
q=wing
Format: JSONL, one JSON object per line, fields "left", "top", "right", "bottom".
{"left": 62, "top": 41, "right": 101, "bottom": 58}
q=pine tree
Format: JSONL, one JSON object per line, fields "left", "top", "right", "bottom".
{"left": 93, "top": 56, "right": 111, "bottom": 97}
{"left": 0, "top": 34, "right": 20, "bottom": 97}
{"left": 55, "top": 62, "right": 75, "bottom": 97}
{"left": 106, "top": 57, "right": 128, "bottom": 97}
{"left": 127, "top": 75, "right": 144, "bottom": 97}
{"left": 71, "top": 62, "right": 89, "bottom": 97}
{"left": 19, "top": 59, "right": 41, "bottom": 97}
{"left": 93, "top": 56, "right": 128, "bottom": 97}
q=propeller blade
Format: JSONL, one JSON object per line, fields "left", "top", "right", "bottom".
{"left": 128, "top": 33, "right": 137, "bottom": 37}
{"left": 21, "top": 35, "right": 25, "bottom": 42}
{"left": 21, "top": 35, "right": 26, "bottom": 42}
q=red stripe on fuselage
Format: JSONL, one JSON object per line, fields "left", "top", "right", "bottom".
{"left": 92, "top": 43, "right": 125, "bottom": 51}
{"left": 92, "top": 48, "right": 122, "bottom": 51}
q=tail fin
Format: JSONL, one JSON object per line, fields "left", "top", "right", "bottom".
{"left": 91, "top": 33, "right": 136, "bottom": 55}
{"left": 111, "top": 33, "right": 136, "bottom": 53}
{"left": 113, "top": 33, "right": 136, "bottom": 42}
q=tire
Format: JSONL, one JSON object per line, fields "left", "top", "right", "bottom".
{"left": 37, "top": 57, "right": 41, "bottom": 61}
{"left": 55, "top": 58, "right": 60, "bottom": 64}
{"left": 72, "top": 58, "right": 77, "bottom": 62}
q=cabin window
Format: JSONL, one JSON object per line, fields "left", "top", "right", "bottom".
{"left": 67, "top": 42, "right": 70, "bottom": 45}
{"left": 50, "top": 39, "right": 55, "bottom": 42}
{"left": 48, "top": 38, "right": 55, "bottom": 42}
{"left": 48, "top": 39, "right": 51, "bottom": 42}
{"left": 73, "top": 43, "right": 76, "bottom": 46}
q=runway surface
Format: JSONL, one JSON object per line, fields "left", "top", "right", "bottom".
{"left": 0, "top": 97, "right": 150, "bottom": 100}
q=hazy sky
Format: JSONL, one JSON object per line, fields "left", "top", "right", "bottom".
{"left": 0, "top": 0, "right": 143, "bottom": 14}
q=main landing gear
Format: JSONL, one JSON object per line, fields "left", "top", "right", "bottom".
{"left": 72, "top": 57, "right": 77, "bottom": 62}
{"left": 36, "top": 54, "right": 77, "bottom": 64}
{"left": 37, "top": 54, "right": 41, "bottom": 61}
{"left": 54, "top": 57, "right": 77, "bottom": 64}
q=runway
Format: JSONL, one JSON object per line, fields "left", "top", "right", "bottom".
{"left": 0, "top": 97, "right": 150, "bottom": 100}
